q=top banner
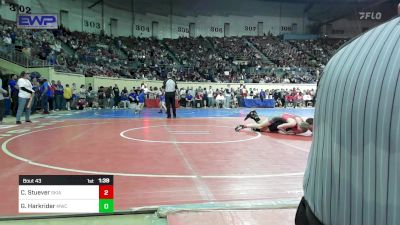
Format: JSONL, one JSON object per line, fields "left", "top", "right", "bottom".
{"left": 17, "top": 14, "right": 58, "bottom": 29}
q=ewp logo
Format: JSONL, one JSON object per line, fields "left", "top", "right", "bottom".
{"left": 17, "top": 14, "right": 58, "bottom": 29}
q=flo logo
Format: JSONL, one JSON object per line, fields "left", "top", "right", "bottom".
{"left": 359, "top": 12, "right": 382, "bottom": 20}
{"left": 17, "top": 14, "right": 58, "bottom": 29}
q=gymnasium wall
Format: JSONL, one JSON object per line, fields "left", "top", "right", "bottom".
{"left": 322, "top": 18, "right": 383, "bottom": 38}
{"left": 320, "top": 2, "right": 398, "bottom": 38}
{"left": 0, "top": 58, "right": 51, "bottom": 79}
{"left": 51, "top": 72, "right": 86, "bottom": 88}
{"left": 0, "top": 0, "right": 307, "bottom": 38}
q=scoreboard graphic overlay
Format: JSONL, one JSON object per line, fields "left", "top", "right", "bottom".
{"left": 19, "top": 175, "right": 114, "bottom": 213}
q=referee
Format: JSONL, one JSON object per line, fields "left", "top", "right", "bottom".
{"left": 296, "top": 16, "right": 400, "bottom": 225}
{"left": 163, "top": 73, "right": 178, "bottom": 118}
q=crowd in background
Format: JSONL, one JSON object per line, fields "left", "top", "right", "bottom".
{"left": 0, "top": 18, "right": 347, "bottom": 85}
{"left": 6, "top": 77, "right": 149, "bottom": 114}
{"left": 176, "top": 85, "right": 315, "bottom": 109}
{"left": 3, "top": 71, "right": 316, "bottom": 121}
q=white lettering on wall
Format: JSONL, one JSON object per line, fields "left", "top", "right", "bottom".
{"left": 359, "top": 12, "right": 382, "bottom": 20}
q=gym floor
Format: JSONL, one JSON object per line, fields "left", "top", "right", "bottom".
{"left": 0, "top": 107, "right": 314, "bottom": 224}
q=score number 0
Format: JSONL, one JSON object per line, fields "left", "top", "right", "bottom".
{"left": 99, "top": 185, "right": 114, "bottom": 213}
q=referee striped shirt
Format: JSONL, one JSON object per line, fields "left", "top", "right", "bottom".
{"left": 164, "top": 79, "right": 177, "bottom": 93}
{"left": 303, "top": 17, "right": 400, "bottom": 225}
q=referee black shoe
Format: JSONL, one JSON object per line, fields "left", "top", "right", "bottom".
{"left": 244, "top": 110, "right": 260, "bottom": 122}
{"left": 235, "top": 125, "right": 245, "bottom": 132}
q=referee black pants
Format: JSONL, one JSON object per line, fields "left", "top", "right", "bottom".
{"left": 11, "top": 91, "right": 18, "bottom": 116}
{"left": 165, "top": 92, "right": 176, "bottom": 118}
{"left": 0, "top": 99, "right": 5, "bottom": 122}
{"left": 295, "top": 197, "right": 324, "bottom": 225}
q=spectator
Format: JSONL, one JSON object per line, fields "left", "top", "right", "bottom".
{"left": 241, "top": 85, "right": 248, "bottom": 101}
{"left": 215, "top": 92, "right": 225, "bottom": 108}
{"left": 224, "top": 84, "right": 232, "bottom": 108}
{"left": 259, "top": 89, "right": 266, "bottom": 101}
{"left": 203, "top": 88, "right": 208, "bottom": 107}
{"left": 119, "top": 91, "right": 129, "bottom": 109}
{"left": 112, "top": 84, "right": 120, "bottom": 109}
{"left": 71, "top": 83, "right": 77, "bottom": 109}
{"left": 55, "top": 80, "right": 64, "bottom": 110}
{"left": 310, "top": 89, "right": 316, "bottom": 106}
{"left": 97, "top": 86, "right": 105, "bottom": 109}
{"left": 64, "top": 84, "right": 72, "bottom": 110}
{"left": 185, "top": 91, "right": 193, "bottom": 107}
{"left": 16, "top": 71, "right": 34, "bottom": 124}
{"left": 49, "top": 80, "right": 56, "bottom": 111}
{"left": 179, "top": 88, "right": 186, "bottom": 107}
{"left": 296, "top": 92, "right": 303, "bottom": 107}
{"left": 194, "top": 91, "right": 203, "bottom": 108}
{"left": 207, "top": 86, "right": 214, "bottom": 107}
{"left": 128, "top": 89, "right": 138, "bottom": 108}
{"left": 78, "top": 85, "right": 87, "bottom": 99}
{"left": 8, "top": 74, "right": 18, "bottom": 116}
{"left": 86, "top": 86, "right": 97, "bottom": 109}
{"left": 0, "top": 77, "right": 8, "bottom": 124}
{"left": 76, "top": 98, "right": 87, "bottom": 110}
{"left": 303, "top": 92, "right": 313, "bottom": 107}
{"left": 31, "top": 78, "right": 40, "bottom": 114}
{"left": 105, "top": 86, "right": 113, "bottom": 109}
{"left": 136, "top": 89, "right": 145, "bottom": 113}
{"left": 3, "top": 33, "right": 11, "bottom": 45}
{"left": 40, "top": 79, "right": 51, "bottom": 114}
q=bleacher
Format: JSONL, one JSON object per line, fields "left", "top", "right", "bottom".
{"left": 0, "top": 17, "right": 347, "bottom": 84}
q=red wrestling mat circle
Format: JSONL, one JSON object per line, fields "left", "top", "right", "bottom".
{"left": 0, "top": 118, "right": 312, "bottom": 215}
{"left": 263, "top": 132, "right": 313, "bottom": 141}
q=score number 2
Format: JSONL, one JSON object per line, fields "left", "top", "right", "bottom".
{"left": 99, "top": 185, "right": 113, "bottom": 199}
